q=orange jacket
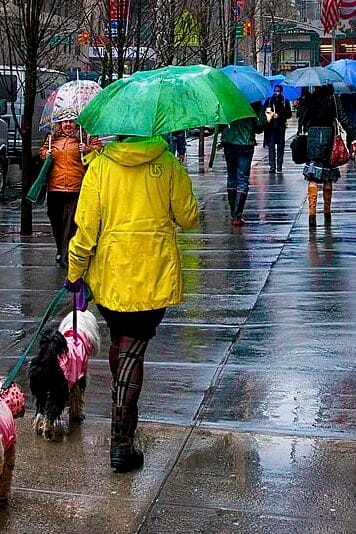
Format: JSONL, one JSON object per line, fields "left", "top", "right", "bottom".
{"left": 39, "top": 134, "right": 102, "bottom": 193}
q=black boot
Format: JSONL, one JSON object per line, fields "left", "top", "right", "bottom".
{"left": 232, "top": 192, "right": 247, "bottom": 225}
{"left": 227, "top": 188, "right": 237, "bottom": 219}
{"left": 110, "top": 405, "right": 144, "bottom": 473}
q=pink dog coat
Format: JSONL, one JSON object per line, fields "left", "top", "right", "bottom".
{"left": 0, "top": 400, "right": 16, "bottom": 451}
{"left": 0, "top": 383, "right": 25, "bottom": 419}
{"left": 57, "top": 330, "right": 90, "bottom": 389}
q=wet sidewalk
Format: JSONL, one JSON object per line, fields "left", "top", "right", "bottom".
{"left": 0, "top": 131, "right": 356, "bottom": 533}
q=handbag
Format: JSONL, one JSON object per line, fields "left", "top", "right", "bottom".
{"left": 26, "top": 154, "right": 53, "bottom": 204}
{"left": 330, "top": 119, "right": 349, "bottom": 168}
{"left": 265, "top": 102, "right": 275, "bottom": 123}
{"left": 290, "top": 134, "right": 308, "bottom": 164}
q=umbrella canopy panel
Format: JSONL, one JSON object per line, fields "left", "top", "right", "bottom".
{"left": 77, "top": 65, "right": 255, "bottom": 137}
{"left": 220, "top": 65, "right": 270, "bottom": 103}
{"left": 284, "top": 66, "right": 343, "bottom": 87}
{"left": 326, "top": 59, "right": 356, "bottom": 87}
{"left": 40, "top": 80, "right": 101, "bottom": 131}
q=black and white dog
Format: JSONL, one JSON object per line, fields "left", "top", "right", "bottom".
{"left": 29, "top": 310, "right": 100, "bottom": 440}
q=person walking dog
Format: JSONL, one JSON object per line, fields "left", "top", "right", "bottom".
{"left": 65, "top": 135, "right": 198, "bottom": 473}
{"left": 264, "top": 85, "right": 292, "bottom": 174}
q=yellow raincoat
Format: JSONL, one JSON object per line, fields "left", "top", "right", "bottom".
{"left": 68, "top": 136, "right": 198, "bottom": 312}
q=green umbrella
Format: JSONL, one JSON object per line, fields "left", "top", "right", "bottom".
{"left": 77, "top": 65, "right": 254, "bottom": 136}
{"left": 26, "top": 154, "right": 53, "bottom": 204}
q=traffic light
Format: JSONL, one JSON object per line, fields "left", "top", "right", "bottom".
{"left": 78, "top": 31, "right": 90, "bottom": 45}
{"left": 243, "top": 20, "right": 252, "bottom": 36}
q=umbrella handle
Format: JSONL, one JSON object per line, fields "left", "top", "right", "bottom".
{"left": 73, "top": 293, "right": 78, "bottom": 342}
{"left": 208, "top": 127, "right": 219, "bottom": 169}
{"left": 79, "top": 126, "right": 85, "bottom": 164}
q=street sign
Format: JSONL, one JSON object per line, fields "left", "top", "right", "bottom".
{"left": 232, "top": 5, "right": 241, "bottom": 20}
{"left": 271, "top": 22, "right": 297, "bottom": 32}
{"left": 50, "top": 35, "right": 71, "bottom": 45}
{"left": 232, "top": 0, "right": 244, "bottom": 21}
{"left": 111, "top": 20, "right": 118, "bottom": 36}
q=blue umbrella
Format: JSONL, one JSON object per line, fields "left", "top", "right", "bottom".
{"left": 326, "top": 59, "right": 356, "bottom": 87}
{"left": 267, "top": 74, "right": 301, "bottom": 101}
{"left": 220, "top": 65, "right": 270, "bottom": 103}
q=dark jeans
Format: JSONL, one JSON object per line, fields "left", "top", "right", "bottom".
{"left": 223, "top": 143, "right": 254, "bottom": 193}
{"left": 268, "top": 126, "right": 286, "bottom": 170}
{"left": 47, "top": 191, "right": 79, "bottom": 262}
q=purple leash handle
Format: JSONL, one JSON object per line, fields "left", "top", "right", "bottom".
{"left": 73, "top": 293, "right": 78, "bottom": 342}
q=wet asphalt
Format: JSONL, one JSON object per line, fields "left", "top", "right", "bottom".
{"left": 0, "top": 123, "right": 355, "bottom": 533}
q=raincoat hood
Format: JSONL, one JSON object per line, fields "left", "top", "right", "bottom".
{"left": 102, "top": 136, "right": 168, "bottom": 167}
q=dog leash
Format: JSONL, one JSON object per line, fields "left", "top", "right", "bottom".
{"left": 73, "top": 293, "right": 78, "bottom": 342}
{"left": 2, "top": 288, "right": 69, "bottom": 390}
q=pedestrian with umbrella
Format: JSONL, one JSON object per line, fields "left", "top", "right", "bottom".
{"left": 221, "top": 100, "right": 266, "bottom": 226}
{"left": 219, "top": 66, "right": 267, "bottom": 225}
{"left": 263, "top": 84, "right": 292, "bottom": 174}
{"left": 38, "top": 80, "right": 102, "bottom": 265}
{"left": 298, "top": 84, "right": 354, "bottom": 226}
{"left": 64, "top": 65, "right": 254, "bottom": 473}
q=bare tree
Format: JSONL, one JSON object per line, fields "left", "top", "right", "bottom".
{"left": 0, "top": 0, "right": 92, "bottom": 234}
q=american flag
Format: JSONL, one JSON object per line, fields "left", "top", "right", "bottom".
{"left": 339, "top": 0, "right": 356, "bottom": 19}
{"left": 321, "top": 0, "right": 340, "bottom": 34}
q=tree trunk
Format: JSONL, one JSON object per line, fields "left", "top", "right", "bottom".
{"left": 20, "top": 60, "right": 37, "bottom": 236}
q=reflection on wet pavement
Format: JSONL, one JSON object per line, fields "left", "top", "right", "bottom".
{"left": 0, "top": 136, "right": 355, "bottom": 532}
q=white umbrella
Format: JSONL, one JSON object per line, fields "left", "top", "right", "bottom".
{"left": 284, "top": 66, "right": 343, "bottom": 87}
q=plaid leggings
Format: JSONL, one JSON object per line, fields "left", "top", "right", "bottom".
{"left": 109, "top": 336, "right": 148, "bottom": 408}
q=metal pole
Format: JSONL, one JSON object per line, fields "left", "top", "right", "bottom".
{"left": 263, "top": 45, "right": 266, "bottom": 75}
{"left": 331, "top": 27, "right": 336, "bottom": 62}
{"left": 234, "top": 38, "right": 239, "bottom": 64}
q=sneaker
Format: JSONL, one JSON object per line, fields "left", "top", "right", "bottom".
{"left": 269, "top": 168, "right": 276, "bottom": 174}
{"left": 55, "top": 254, "right": 62, "bottom": 264}
{"left": 276, "top": 168, "right": 283, "bottom": 173}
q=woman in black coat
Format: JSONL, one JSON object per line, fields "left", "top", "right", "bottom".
{"left": 300, "top": 85, "right": 354, "bottom": 227}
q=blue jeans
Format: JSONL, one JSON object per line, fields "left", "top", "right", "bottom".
{"left": 223, "top": 143, "right": 254, "bottom": 193}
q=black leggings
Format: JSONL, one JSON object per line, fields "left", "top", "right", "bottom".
{"left": 47, "top": 192, "right": 79, "bottom": 261}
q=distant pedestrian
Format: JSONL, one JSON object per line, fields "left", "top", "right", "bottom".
{"left": 65, "top": 135, "right": 198, "bottom": 473}
{"left": 164, "top": 130, "right": 186, "bottom": 163}
{"left": 221, "top": 101, "right": 266, "bottom": 226}
{"left": 263, "top": 85, "right": 292, "bottom": 174}
{"left": 296, "top": 87, "right": 311, "bottom": 134}
{"left": 299, "top": 85, "right": 355, "bottom": 227}
{"left": 39, "top": 118, "right": 101, "bottom": 265}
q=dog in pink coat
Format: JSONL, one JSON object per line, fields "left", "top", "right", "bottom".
{"left": 0, "top": 382, "right": 25, "bottom": 505}
{"left": 29, "top": 310, "right": 100, "bottom": 440}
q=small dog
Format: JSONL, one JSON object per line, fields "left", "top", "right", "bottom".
{"left": 29, "top": 309, "right": 100, "bottom": 440}
{"left": 0, "top": 382, "right": 25, "bottom": 505}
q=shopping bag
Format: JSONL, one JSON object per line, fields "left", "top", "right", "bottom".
{"left": 26, "top": 154, "right": 53, "bottom": 204}
{"left": 330, "top": 120, "right": 349, "bottom": 168}
{"left": 290, "top": 134, "right": 308, "bottom": 164}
